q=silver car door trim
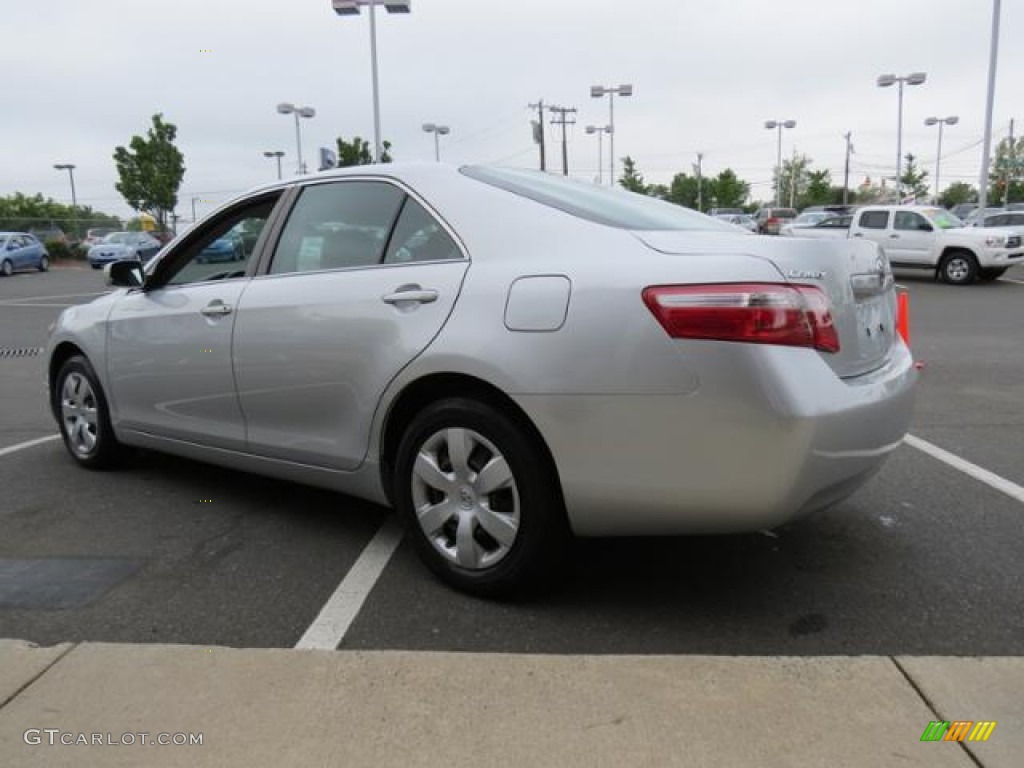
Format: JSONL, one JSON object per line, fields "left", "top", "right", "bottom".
{"left": 381, "top": 288, "right": 439, "bottom": 305}
{"left": 200, "top": 302, "right": 233, "bottom": 317}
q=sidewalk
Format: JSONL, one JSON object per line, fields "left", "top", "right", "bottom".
{"left": 0, "top": 640, "right": 1020, "bottom": 767}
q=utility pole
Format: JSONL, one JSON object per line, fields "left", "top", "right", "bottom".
{"left": 843, "top": 132, "right": 853, "bottom": 206}
{"left": 548, "top": 105, "right": 578, "bottom": 176}
{"left": 1001, "top": 118, "right": 1015, "bottom": 204}
{"left": 694, "top": 153, "right": 704, "bottom": 211}
{"left": 528, "top": 100, "right": 547, "bottom": 172}
{"left": 789, "top": 146, "right": 798, "bottom": 208}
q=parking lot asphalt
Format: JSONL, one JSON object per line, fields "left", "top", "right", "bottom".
{"left": 1, "top": 265, "right": 1022, "bottom": 656}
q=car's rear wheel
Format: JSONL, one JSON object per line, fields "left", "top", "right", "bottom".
{"left": 1, "top": 259, "right": 12, "bottom": 277}
{"left": 55, "top": 355, "right": 122, "bottom": 469}
{"left": 38, "top": 255, "right": 50, "bottom": 272}
{"left": 939, "top": 250, "right": 978, "bottom": 285}
{"left": 978, "top": 267, "right": 1008, "bottom": 282}
{"left": 393, "top": 398, "right": 567, "bottom": 597}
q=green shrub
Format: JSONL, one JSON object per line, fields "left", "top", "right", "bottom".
{"left": 44, "top": 241, "right": 86, "bottom": 261}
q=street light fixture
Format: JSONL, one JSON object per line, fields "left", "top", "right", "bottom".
{"left": 590, "top": 83, "right": 633, "bottom": 186}
{"left": 53, "top": 163, "right": 77, "bottom": 240}
{"left": 585, "top": 125, "right": 612, "bottom": 184}
{"left": 422, "top": 123, "right": 450, "bottom": 162}
{"left": 924, "top": 116, "right": 958, "bottom": 203}
{"left": 877, "top": 72, "right": 927, "bottom": 202}
{"left": 764, "top": 120, "right": 796, "bottom": 207}
{"left": 332, "top": 0, "right": 411, "bottom": 163}
{"left": 277, "top": 103, "right": 316, "bottom": 175}
{"left": 263, "top": 150, "right": 285, "bottom": 180}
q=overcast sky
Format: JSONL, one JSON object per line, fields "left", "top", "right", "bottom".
{"left": 3, "top": 0, "right": 1021, "bottom": 221}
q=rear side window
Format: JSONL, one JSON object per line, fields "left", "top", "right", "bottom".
{"left": 859, "top": 211, "right": 890, "bottom": 229}
{"left": 270, "top": 181, "right": 404, "bottom": 274}
{"left": 384, "top": 198, "right": 461, "bottom": 264}
{"left": 986, "top": 214, "right": 1008, "bottom": 227}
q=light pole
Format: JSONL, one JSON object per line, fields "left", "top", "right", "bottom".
{"left": 332, "top": 0, "right": 411, "bottom": 163}
{"left": 978, "top": 0, "right": 1001, "bottom": 212}
{"left": 590, "top": 83, "right": 633, "bottom": 186}
{"left": 276, "top": 103, "right": 315, "bottom": 175}
{"left": 422, "top": 123, "right": 450, "bottom": 162}
{"left": 764, "top": 120, "right": 796, "bottom": 207}
{"left": 877, "top": 72, "right": 927, "bottom": 202}
{"left": 585, "top": 125, "right": 611, "bottom": 184}
{"left": 53, "top": 163, "right": 77, "bottom": 239}
{"left": 263, "top": 150, "right": 285, "bottom": 179}
{"left": 924, "top": 116, "right": 958, "bottom": 203}
{"left": 191, "top": 196, "right": 200, "bottom": 223}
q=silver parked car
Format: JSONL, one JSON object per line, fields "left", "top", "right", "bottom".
{"left": 46, "top": 164, "right": 917, "bottom": 596}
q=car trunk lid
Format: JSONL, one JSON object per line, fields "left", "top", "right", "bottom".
{"left": 633, "top": 231, "right": 897, "bottom": 379}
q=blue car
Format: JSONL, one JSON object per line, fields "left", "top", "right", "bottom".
{"left": 0, "top": 232, "right": 50, "bottom": 276}
{"left": 197, "top": 233, "right": 244, "bottom": 263}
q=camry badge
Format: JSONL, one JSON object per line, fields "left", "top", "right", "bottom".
{"left": 787, "top": 269, "right": 826, "bottom": 280}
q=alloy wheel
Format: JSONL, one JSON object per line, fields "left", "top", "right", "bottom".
{"left": 61, "top": 372, "right": 99, "bottom": 457}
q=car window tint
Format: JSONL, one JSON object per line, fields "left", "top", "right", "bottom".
{"left": 166, "top": 198, "right": 277, "bottom": 286}
{"left": 1010, "top": 214, "right": 1024, "bottom": 225}
{"left": 987, "top": 215, "right": 1008, "bottom": 227}
{"left": 384, "top": 198, "right": 461, "bottom": 264}
{"left": 894, "top": 212, "right": 928, "bottom": 231}
{"left": 859, "top": 211, "right": 889, "bottom": 229}
{"left": 270, "top": 181, "right": 405, "bottom": 275}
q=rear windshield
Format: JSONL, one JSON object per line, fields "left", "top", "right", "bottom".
{"left": 460, "top": 166, "right": 737, "bottom": 232}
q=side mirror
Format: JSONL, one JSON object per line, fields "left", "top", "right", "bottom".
{"left": 105, "top": 260, "right": 144, "bottom": 288}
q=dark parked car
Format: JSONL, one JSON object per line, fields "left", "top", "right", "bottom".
{"left": 87, "top": 232, "right": 162, "bottom": 268}
{"left": 753, "top": 207, "right": 797, "bottom": 235}
{"left": 0, "top": 232, "right": 50, "bottom": 275}
{"left": 198, "top": 232, "right": 245, "bottom": 263}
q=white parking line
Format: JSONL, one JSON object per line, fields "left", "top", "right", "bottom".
{"left": 0, "top": 434, "right": 60, "bottom": 458}
{"left": 1001, "top": 277, "right": 1024, "bottom": 285}
{"left": 905, "top": 434, "right": 1024, "bottom": 505}
{"left": 294, "top": 515, "right": 405, "bottom": 650}
{"left": 0, "top": 302, "right": 77, "bottom": 308}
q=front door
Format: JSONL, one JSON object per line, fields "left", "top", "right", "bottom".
{"left": 105, "top": 195, "right": 283, "bottom": 449}
{"left": 888, "top": 211, "right": 934, "bottom": 264}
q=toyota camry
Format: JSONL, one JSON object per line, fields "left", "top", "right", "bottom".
{"left": 46, "top": 164, "right": 917, "bottom": 595}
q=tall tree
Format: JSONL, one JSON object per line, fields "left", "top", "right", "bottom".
{"left": 800, "top": 169, "right": 832, "bottom": 208}
{"left": 619, "top": 156, "right": 648, "bottom": 193}
{"left": 899, "top": 153, "right": 929, "bottom": 201}
{"left": 774, "top": 153, "right": 812, "bottom": 208}
{"left": 708, "top": 168, "right": 750, "bottom": 209}
{"left": 988, "top": 135, "right": 1024, "bottom": 204}
{"left": 665, "top": 173, "right": 699, "bottom": 208}
{"left": 336, "top": 135, "right": 392, "bottom": 166}
{"left": 113, "top": 114, "right": 185, "bottom": 231}
{"left": 938, "top": 181, "right": 978, "bottom": 209}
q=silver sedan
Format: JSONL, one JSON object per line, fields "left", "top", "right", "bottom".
{"left": 46, "top": 164, "right": 917, "bottom": 596}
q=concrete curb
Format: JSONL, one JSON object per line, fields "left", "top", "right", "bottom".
{"left": 1, "top": 642, "right": 1017, "bottom": 767}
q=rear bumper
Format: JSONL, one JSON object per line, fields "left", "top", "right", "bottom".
{"left": 514, "top": 341, "right": 917, "bottom": 536}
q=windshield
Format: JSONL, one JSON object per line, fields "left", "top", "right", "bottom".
{"left": 794, "top": 212, "right": 831, "bottom": 225}
{"left": 921, "top": 208, "right": 963, "bottom": 229}
{"left": 102, "top": 233, "right": 133, "bottom": 244}
{"left": 461, "top": 166, "right": 738, "bottom": 231}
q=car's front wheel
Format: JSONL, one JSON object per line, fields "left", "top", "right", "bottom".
{"left": 393, "top": 398, "right": 567, "bottom": 597}
{"left": 939, "top": 250, "right": 979, "bottom": 285}
{"left": 55, "top": 355, "right": 122, "bottom": 469}
{"left": 38, "top": 255, "right": 50, "bottom": 272}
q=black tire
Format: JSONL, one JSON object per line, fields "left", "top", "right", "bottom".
{"left": 90, "top": 264, "right": 101, "bottom": 269}
{"left": 38, "top": 255, "right": 50, "bottom": 272}
{"left": 938, "top": 250, "right": 979, "bottom": 285}
{"left": 393, "top": 397, "right": 568, "bottom": 598}
{"left": 978, "top": 267, "right": 1008, "bottom": 282}
{"left": 1, "top": 259, "right": 12, "bottom": 277}
{"left": 54, "top": 355, "right": 123, "bottom": 470}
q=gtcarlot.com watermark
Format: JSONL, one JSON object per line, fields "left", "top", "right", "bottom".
{"left": 24, "top": 729, "right": 203, "bottom": 747}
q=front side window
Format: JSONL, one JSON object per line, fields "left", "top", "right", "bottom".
{"left": 161, "top": 197, "right": 278, "bottom": 286}
{"left": 921, "top": 208, "right": 962, "bottom": 230}
{"left": 894, "top": 212, "right": 930, "bottom": 231}
{"left": 269, "top": 181, "right": 405, "bottom": 275}
{"left": 859, "top": 211, "right": 890, "bottom": 229}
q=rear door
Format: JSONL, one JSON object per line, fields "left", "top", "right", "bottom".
{"left": 232, "top": 179, "right": 469, "bottom": 470}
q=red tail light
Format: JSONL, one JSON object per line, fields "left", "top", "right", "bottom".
{"left": 642, "top": 283, "right": 840, "bottom": 353}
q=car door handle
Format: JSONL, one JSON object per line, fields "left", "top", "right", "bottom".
{"left": 200, "top": 302, "right": 233, "bottom": 317}
{"left": 852, "top": 233, "right": 863, "bottom": 237}
{"left": 381, "top": 288, "right": 439, "bottom": 305}
{"left": 889, "top": 234, "right": 900, "bottom": 239}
